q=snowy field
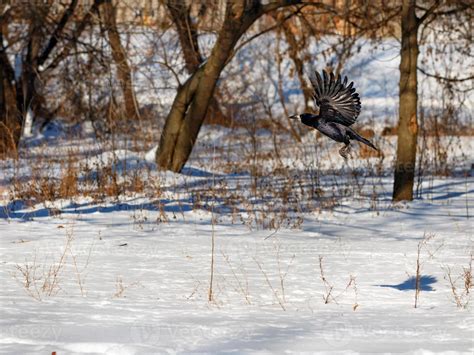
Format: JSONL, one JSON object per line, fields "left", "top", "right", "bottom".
{"left": 0, "top": 124, "right": 473, "bottom": 354}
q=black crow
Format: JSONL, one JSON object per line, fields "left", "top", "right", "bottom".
{"left": 290, "top": 70, "right": 377, "bottom": 159}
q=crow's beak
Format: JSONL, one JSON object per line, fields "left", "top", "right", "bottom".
{"left": 289, "top": 115, "right": 298, "bottom": 120}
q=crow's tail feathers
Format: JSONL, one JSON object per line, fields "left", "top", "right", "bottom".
{"left": 349, "top": 130, "right": 378, "bottom": 150}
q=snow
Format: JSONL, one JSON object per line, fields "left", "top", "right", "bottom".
{"left": 1, "top": 188, "right": 473, "bottom": 353}
{"left": 21, "top": 107, "right": 34, "bottom": 138}
{"left": 13, "top": 54, "right": 22, "bottom": 82}
{"left": 1, "top": 125, "right": 473, "bottom": 353}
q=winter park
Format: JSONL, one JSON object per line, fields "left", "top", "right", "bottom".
{"left": 0, "top": 0, "right": 473, "bottom": 354}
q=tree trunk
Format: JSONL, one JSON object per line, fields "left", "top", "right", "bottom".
{"left": 0, "top": 8, "right": 42, "bottom": 148}
{"left": 393, "top": 0, "right": 419, "bottom": 201}
{"left": 0, "top": 56, "right": 21, "bottom": 157}
{"left": 157, "top": 2, "right": 251, "bottom": 171}
{"left": 277, "top": 15, "right": 312, "bottom": 110}
{"left": 165, "top": 0, "right": 225, "bottom": 125}
{"left": 19, "top": 18, "right": 42, "bottom": 136}
{"left": 0, "top": 6, "right": 20, "bottom": 157}
{"left": 166, "top": 0, "right": 202, "bottom": 73}
{"left": 101, "top": 0, "right": 140, "bottom": 121}
{"left": 156, "top": 0, "right": 304, "bottom": 172}
{"left": 156, "top": 25, "right": 240, "bottom": 171}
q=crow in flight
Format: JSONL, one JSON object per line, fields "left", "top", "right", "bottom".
{"left": 290, "top": 70, "right": 377, "bottom": 159}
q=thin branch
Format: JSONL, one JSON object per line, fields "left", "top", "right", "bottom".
{"left": 231, "top": 5, "right": 307, "bottom": 61}
{"left": 432, "top": 2, "right": 472, "bottom": 17}
{"left": 418, "top": 0, "right": 441, "bottom": 24}
{"left": 418, "top": 66, "right": 474, "bottom": 83}
{"left": 259, "top": 0, "right": 329, "bottom": 16}
{"left": 44, "top": 0, "right": 104, "bottom": 73}
{"left": 38, "top": 0, "right": 78, "bottom": 66}
{"left": 259, "top": 0, "right": 303, "bottom": 15}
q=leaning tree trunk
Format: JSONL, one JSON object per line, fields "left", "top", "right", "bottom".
{"left": 101, "top": 0, "right": 140, "bottom": 121}
{"left": 156, "top": 22, "right": 242, "bottom": 171}
{"left": 393, "top": 0, "right": 419, "bottom": 201}
{"left": 156, "top": 0, "right": 304, "bottom": 172}
{"left": 157, "top": 2, "right": 256, "bottom": 172}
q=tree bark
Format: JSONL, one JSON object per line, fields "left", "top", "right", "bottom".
{"left": 156, "top": 17, "right": 241, "bottom": 170}
{"left": 166, "top": 0, "right": 202, "bottom": 73}
{"left": 19, "top": 15, "right": 42, "bottom": 134}
{"left": 393, "top": 0, "right": 419, "bottom": 201}
{"left": 0, "top": 53, "right": 20, "bottom": 157}
{"left": 157, "top": 0, "right": 304, "bottom": 172}
{"left": 0, "top": 6, "right": 20, "bottom": 156}
{"left": 165, "top": 0, "right": 225, "bottom": 125}
{"left": 101, "top": 0, "right": 141, "bottom": 121}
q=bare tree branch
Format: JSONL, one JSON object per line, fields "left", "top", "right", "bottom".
{"left": 432, "top": 1, "right": 472, "bottom": 17}
{"left": 38, "top": 0, "right": 78, "bottom": 66}
{"left": 418, "top": 66, "right": 474, "bottom": 83}
{"left": 44, "top": 0, "right": 104, "bottom": 73}
{"left": 231, "top": 6, "right": 307, "bottom": 63}
{"left": 418, "top": 0, "right": 441, "bottom": 24}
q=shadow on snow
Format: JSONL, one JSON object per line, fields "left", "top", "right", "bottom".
{"left": 377, "top": 275, "right": 437, "bottom": 291}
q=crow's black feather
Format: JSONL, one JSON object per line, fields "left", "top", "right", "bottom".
{"left": 309, "top": 69, "right": 361, "bottom": 127}
{"left": 290, "top": 69, "right": 376, "bottom": 159}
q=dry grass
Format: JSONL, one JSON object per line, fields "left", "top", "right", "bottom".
{"left": 318, "top": 255, "right": 359, "bottom": 307}
{"left": 443, "top": 254, "right": 473, "bottom": 309}
{"left": 13, "top": 225, "right": 92, "bottom": 301}
{"left": 2, "top": 111, "right": 471, "bottom": 234}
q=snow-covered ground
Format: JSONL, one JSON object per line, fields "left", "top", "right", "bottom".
{"left": 0, "top": 177, "right": 472, "bottom": 354}
{"left": 1, "top": 124, "right": 473, "bottom": 354}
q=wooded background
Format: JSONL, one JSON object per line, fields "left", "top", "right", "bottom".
{"left": 0, "top": 0, "right": 472, "bottom": 202}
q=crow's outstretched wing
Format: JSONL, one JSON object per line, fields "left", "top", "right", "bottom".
{"left": 310, "top": 70, "right": 361, "bottom": 126}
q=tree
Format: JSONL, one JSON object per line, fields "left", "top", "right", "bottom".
{"left": 165, "top": 0, "right": 224, "bottom": 125}
{"left": 165, "top": 0, "right": 203, "bottom": 73}
{"left": 0, "top": 0, "right": 144, "bottom": 157}
{"left": 392, "top": 0, "right": 470, "bottom": 201}
{"left": 0, "top": 4, "right": 20, "bottom": 156}
{"left": 0, "top": 0, "right": 101, "bottom": 157}
{"left": 100, "top": 0, "right": 141, "bottom": 121}
{"left": 272, "top": 11, "right": 312, "bottom": 111}
{"left": 156, "top": 0, "right": 321, "bottom": 172}
{"left": 392, "top": 0, "right": 420, "bottom": 201}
